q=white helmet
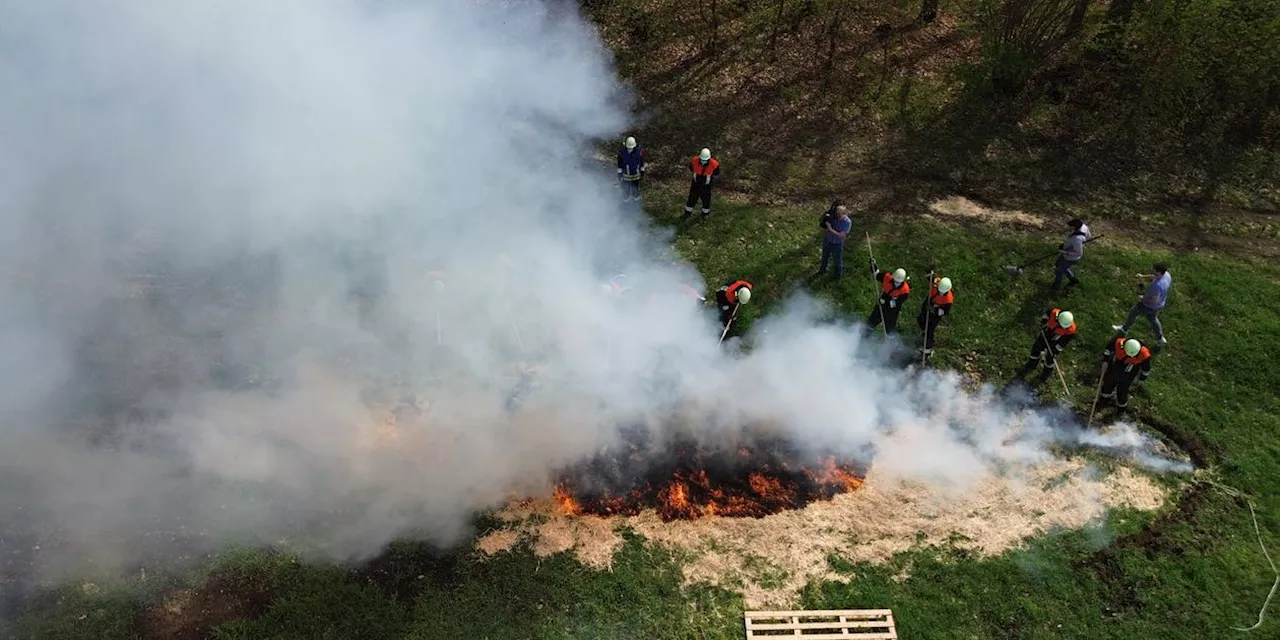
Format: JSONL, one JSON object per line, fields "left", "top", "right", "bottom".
{"left": 699, "top": 148, "right": 712, "bottom": 162}
{"left": 1056, "top": 311, "right": 1073, "bottom": 328}
{"left": 1124, "top": 338, "right": 1142, "bottom": 357}
{"left": 936, "top": 277, "right": 952, "bottom": 294}
{"left": 892, "top": 268, "right": 906, "bottom": 284}
{"left": 736, "top": 287, "right": 751, "bottom": 304}
{"left": 625, "top": 136, "right": 637, "bottom": 150}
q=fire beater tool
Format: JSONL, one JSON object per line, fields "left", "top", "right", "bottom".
{"left": 719, "top": 302, "right": 740, "bottom": 345}
{"left": 1003, "top": 234, "right": 1106, "bottom": 276}
{"left": 1087, "top": 360, "right": 1108, "bottom": 427}
{"left": 865, "top": 233, "right": 888, "bottom": 338}
{"left": 921, "top": 268, "right": 935, "bottom": 366}
{"left": 1036, "top": 325, "right": 1072, "bottom": 397}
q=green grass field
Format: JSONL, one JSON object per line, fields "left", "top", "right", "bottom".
{"left": 8, "top": 182, "right": 1280, "bottom": 640}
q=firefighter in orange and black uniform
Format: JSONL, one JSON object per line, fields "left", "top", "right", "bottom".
{"left": 1098, "top": 336, "right": 1153, "bottom": 413}
{"left": 684, "top": 148, "right": 721, "bottom": 219}
{"left": 867, "top": 261, "right": 910, "bottom": 334}
{"left": 916, "top": 275, "right": 954, "bottom": 360}
{"left": 714, "top": 279, "right": 752, "bottom": 330}
{"left": 1016, "top": 308, "right": 1077, "bottom": 380}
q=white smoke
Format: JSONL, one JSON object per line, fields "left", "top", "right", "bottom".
{"left": 0, "top": 0, "right": 1187, "bottom": 588}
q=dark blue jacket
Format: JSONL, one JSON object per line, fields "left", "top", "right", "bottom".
{"left": 617, "top": 147, "right": 644, "bottom": 180}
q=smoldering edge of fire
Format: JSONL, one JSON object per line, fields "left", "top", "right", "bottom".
{"left": 0, "top": 0, "right": 1188, "bottom": 592}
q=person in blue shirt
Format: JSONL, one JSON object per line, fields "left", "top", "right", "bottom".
{"left": 1113, "top": 263, "right": 1171, "bottom": 345}
{"left": 816, "top": 204, "right": 852, "bottom": 279}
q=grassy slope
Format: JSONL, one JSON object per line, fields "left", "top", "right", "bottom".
{"left": 9, "top": 189, "right": 1280, "bottom": 640}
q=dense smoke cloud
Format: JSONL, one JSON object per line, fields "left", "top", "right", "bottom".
{"left": 0, "top": 0, "right": 1185, "bottom": 593}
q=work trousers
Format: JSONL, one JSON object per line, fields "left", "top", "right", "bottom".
{"left": 685, "top": 182, "right": 712, "bottom": 216}
{"left": 819, "top": 242, "right": 845, "bottom": 278}
{"left": 917, "top": 308, "right": 943, "bottom": 350}
{"left": 1023, "top": 334, "right": 1064, "bottom": 372}
{"left": 621, "top": 179, "right": 641, "bottom": 202}
{"left": 867, "top": 300, "right": 903, "bottom": 334}
{"left": 1121, "top": 303, "right": 1164, "bottom": 342}
{"left": 1099, "top": 374, "right": 1136, "bottom": 409}
{"left": 1052, "top": 256, "right": 1080, "bottom": 289}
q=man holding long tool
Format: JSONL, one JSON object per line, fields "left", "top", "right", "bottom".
{"left": 916, "top": 273, "right": 954, "bottom": 362}
{"left": 1096, "top": 336, "right": 1153, "bottom": 415}
{"left": 715, "top": 278, "right": 752, "bottom": 341}
{"left": 866, "top": 258, "right": 910, "bottom": 334}
{"left": 1015, "top": 308, "right": 1077, "bottom": 382}
{"left": 1051, "top": 218, "right": 1089, "bottom": 290}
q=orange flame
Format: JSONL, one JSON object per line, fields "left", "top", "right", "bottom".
{"left": 553, "top": 484, "right": 582, "bottom": 515}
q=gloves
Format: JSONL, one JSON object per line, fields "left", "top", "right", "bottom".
{"left": 705, "top": 176, "right": 712, "bottom": 186}
{"left": 936, "top": 308, "right": 945, "bottom": 316}
{"left": 888, "top": 299, "right": 896, "bottom": 309}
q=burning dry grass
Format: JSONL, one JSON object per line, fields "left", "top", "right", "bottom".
{"left": 477, "top": 458, "right": 1165, "bottom": 607}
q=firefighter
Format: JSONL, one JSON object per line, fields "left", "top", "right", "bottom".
{"left": 1016, "top": 308, "right": 1076, "bottom": 380}
{"left": 1098, "top": 337, "right": 1152, "bottom": 413}
{"left": 684, "top": 148, "right": 720, "bottom": 219}
{"left": 867, "top": 261, "right": 910, "bottom": 334}
{"left": 916, "top": 275, "right": 953, "bottom": 360}
{"left": 714, "top": 279, "right": 752, "bottom": 330}
{"left": 617, "top": 136, "right": 644, "bottom": 203}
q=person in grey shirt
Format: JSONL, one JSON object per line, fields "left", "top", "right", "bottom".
{"left": 1052, "top": 218, "right": 1088, "bottom": 290}
{"left": 1114, "top": 263, "right": 1171, "bottom": 345}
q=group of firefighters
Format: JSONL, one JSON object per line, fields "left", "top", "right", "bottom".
{"left": 616, "top": 135, "right": 1161, "bottom": 418}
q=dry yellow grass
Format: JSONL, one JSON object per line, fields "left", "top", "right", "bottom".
{"left": 476, "top": 457, "right": 1165, "bottom": 607}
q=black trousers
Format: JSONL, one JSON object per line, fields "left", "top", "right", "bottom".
{"left": 917, "top": 308, "right": 942, "bottom": 349}
{"left": 621, "top": 179, "right": 641, "bottom": 201}
{"left": 867, "top": 300, "right": 902, "bottom": 334}
{"left": 1025, "top": 334, "right": 1062, "bottom": 370}
{"left": 1100, "top": 374, "right": 1136, "bottom": 409}
{"left": 685, "top": 182, "right": 712, "bottom": 214}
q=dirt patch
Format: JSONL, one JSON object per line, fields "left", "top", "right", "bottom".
{"left": 137, "top": 576, "right": 272, "bottom": 640}
{"left": 926, "top": 196, "right": 1048, "bottom": 229}
{"left": 1080, "top": 480, "right": 1227, "bottom": 613}
{"left": 477, "top": 457, "right": 1166, "bottom": 607}
{"left": 1134, "top": 411, "right": 1219, "bottom": 468}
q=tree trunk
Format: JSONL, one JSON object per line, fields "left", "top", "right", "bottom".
{"left": 1105, "top": 0, "right": 1136, "bottom": 25}
{"left": 920, "top": 0, "right": 939, "bottom": 24}
{"left": 770, "top": 0, "right": 785, "bottom": 55}
{"left": 1065, "top": 0, "right": 1089, "bottom": 37}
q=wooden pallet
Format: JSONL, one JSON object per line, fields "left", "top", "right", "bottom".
{"left": 744, "top": 609, "right": 897, "bottom": 639}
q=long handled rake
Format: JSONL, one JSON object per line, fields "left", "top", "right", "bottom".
{"left": 865, "top": 233, "right": 888, "bottom": 338}
{"left": 921, "top": 269, "right": 935, "bottom": 366}
{"left": 1037, "top": 326, "right": 1072, "bottom": 397}
{"left": 719, "top": 302, "right": 740, "bottom": 345}
{"left": 1003, "top": 234, "right": 1106, "bottom": 276}
{"left": 1087, "top": 361, "right": 1109, "bottom": 427}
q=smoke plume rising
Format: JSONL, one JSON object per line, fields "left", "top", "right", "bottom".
{"left": 0, "top": 0, "right": 1185, "bottom": 598}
